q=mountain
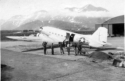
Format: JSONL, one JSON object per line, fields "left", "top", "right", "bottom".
{"left": 65, "top": 4, "right": 108, "bottom": 12}
{"left": 74, "top": 16, "right": 108, "bottom": 28}
{"left": 16, "top": 20, "right": 43, "bottom": 30}
{"left": 16, "top": 20, "right": 89, "bottom": 31}
{"left": 1, "top": 4, "right": 110, "bottom": 30}
{"left": 0, "top": 10, "right": 49, "bottom": 30}
{"left": 26, "top": 10, "right": 50, "bottom": 21}
{"left": 82, "top": 4, "right": 108, "bottom": 12}
{"left": 1, "top": 21, "right": 18, "bottom": 30}
{"left": 1, "top": 15, "right": 29, "bottom": 30}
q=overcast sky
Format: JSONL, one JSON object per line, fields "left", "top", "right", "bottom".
{"left": 0, "top": 0, "right": 124, "bottom": 20}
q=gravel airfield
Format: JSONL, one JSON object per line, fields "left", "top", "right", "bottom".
{"left": 1, "top": 37, "right": 125, "bottom": 81}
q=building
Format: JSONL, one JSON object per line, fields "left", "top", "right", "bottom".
{"left": 95, "top": 15, "right": 124, "bottom": 37}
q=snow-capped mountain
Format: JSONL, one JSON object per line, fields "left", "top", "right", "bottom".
{"left": 64, "top": 4, "right": 110, "bottom": 17}
{"left": 82, "top": 4, "right": 108, "bottom": 12}
{"left": 65, "top": 4, "right": 108, "bottom": 12}
{"left": 1, "top": 10, "right": 50, "bottom": 30}
{"left": 1, "top": 4, "right": 110, "bottom": 30}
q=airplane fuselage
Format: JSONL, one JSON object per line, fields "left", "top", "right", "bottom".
{"left": 39, "top": 26, "right": 107, "bottom": 47}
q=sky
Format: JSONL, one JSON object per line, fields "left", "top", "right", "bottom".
{"left": 0, "top": 0, "right": 124, "bottom": 20}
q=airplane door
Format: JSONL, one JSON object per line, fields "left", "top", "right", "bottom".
{"left": 65, "top": 33, "right": 70, "bottom": 41}
{"left": 70, "top": 34, "right": 75, "bottom": 42}
{"left": 65, "top": 33, "right": 75, "bottom": 42}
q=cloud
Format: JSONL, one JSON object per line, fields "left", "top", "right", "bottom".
{"left": 0, "top": 0, "right": 124, "bottom": 20}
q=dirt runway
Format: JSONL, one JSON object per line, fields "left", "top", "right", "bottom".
{"left": 1, "top": 48, "right": 125, "bottom": 81}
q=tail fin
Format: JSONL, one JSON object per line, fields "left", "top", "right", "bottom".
{"left": 92, "top": 27, "right": 108, "bottom": 43}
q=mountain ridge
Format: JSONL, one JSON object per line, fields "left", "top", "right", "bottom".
{"left": 0, "top": 4, "right": 110, "bottom": 30}
{"left": 65, "top": 4, "right": 108, "bottom": 12}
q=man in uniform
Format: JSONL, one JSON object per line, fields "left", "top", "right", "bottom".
{"left": 67, "top": 41, "right": 70, "bottom": 55}
{"left": 79, "top": 37, "right": 87, "bottom": 55}
{"left": 73, "top": 42, "right": 78, "bottom": 56}
{"left": 51, "top": 43, "right": 54, "bottom": 55}
{"left": 59, "top": 42, "right": 64, "bottom": 54}
{"left": 77, "top": 40, "right": 82, "bottom": 55}
{"left": 42, "top": 42, "right": 47, "bottom": 55}
{"left": 81, "top": 38, "right": 87, "bottom": 55}
{"left": 64, "top": 33, "right": 70, "bottom": 47}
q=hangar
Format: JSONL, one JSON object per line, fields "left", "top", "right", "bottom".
{"left": 95, "top": 15, "right": 124, "bottom": 37}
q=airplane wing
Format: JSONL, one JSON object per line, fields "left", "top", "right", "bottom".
{"left": 6, "top": 36, "right": 42, "bottom": 42}
{"left": 22, "top": 44, "right": 60, "bottom": 52}
{"left": 22, "top": 43, "right": 123, "bottom": 52}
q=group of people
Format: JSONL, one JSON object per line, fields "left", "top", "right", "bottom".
{"left": 42, "top": 39, "right": 86, "bottom": 56}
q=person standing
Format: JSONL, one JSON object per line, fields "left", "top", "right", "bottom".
{"left": 64, "top": 33, "right": 70, "bottom": 47}
{"left": 42, "top": 42, "right": 47, "bottom": 55}
{"left": 77, "top": 40, "right": 82, "bottom": 55}
{"left": 74, "top": 42, "right": 78, "bottom": 56}
{"left": 59, "top": 42, "right": 64, "bottom": 54}
{"left": 51, "top": 43, "right": 54, "bottom": 55}
{"left": 67, "top": 41, "right": 70, "bottom": 55}
{"left": 81, "top": 38, "right": 86, "bottom": 55}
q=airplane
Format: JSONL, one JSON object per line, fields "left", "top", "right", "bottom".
{"left": 6, "top": 26, "right": 123, "bottom": 52}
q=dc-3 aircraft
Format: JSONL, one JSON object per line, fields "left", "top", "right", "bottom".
{"left": 6, "top": 26, "right": 123, "bottom": 52}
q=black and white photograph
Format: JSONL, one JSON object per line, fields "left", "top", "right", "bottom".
{"left": 1, "top": 0, "right": 124, "bottom": 81}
